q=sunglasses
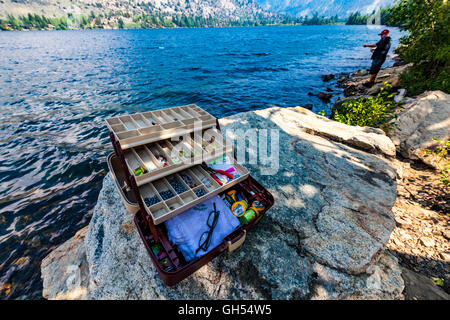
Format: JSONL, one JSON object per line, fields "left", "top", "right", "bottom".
{"left": 196, "top": 202, "right": 220, "bottom": 255}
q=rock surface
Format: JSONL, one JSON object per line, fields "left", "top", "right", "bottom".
{"left": 41, "top": 227, "right": 89, "bottom": 300}
{"left": 266, "top": 107, "right": 396, "bottom": 157}
{"left": 387, "top": 91, "right": 450, "bottom": 170}
{"left": 401, "top": 268, "right": 450, "bottom": 300}
{"left": 386, "top": 158, "right": 449, "bottom": 295}
{"left": 41, "top": 106, "right": 404, "bottom": 300}
{"left": 337, "top": 64, "right": 412, "bottom": 99}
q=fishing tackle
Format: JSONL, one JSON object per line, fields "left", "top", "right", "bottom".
{"left": 134, "top": 166, "right": 148, "bottom": 176}
{"left": 239, "top": 209, "right": 257, "bottom": 225}
{"left": 231, "top": 200, "right": 248, "bottom": 218}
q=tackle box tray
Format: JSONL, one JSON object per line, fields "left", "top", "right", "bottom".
{"left": 138, "top": 157, "right": 249, "bottom": 225}
{"left": 123, "top": 127, "right": 234, "bottom": 186}
{"left": 105, "top": 104, "right": 217, "bottom": 150}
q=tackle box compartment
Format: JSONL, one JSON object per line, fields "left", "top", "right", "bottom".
{"left": 137, "top": 158, "right": 249, "bottom": 225}
{"left": 134, "top": 175, "right": 273, "bottom": 286}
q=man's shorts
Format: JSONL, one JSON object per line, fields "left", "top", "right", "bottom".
{"left": 370, "top": 58, "right": 385, "bottom": 75}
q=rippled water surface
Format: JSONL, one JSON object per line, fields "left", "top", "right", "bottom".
{"left": 0, "top": 25, "right": 402, "bottom": 299}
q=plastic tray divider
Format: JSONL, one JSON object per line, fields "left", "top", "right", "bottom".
{"left": 153, "top": 142, "right": 175, "bottom": 166}
{"left": 142, "top": 111, "right": 161, "bottom": 125}
{"left": 142, "top": 145, "right": 162, "bottom": 170}
{"left": 132, "top": 114, "right": 152, "bottom": 128}
{"left": 177, "top": 108, "right": 193, "bottom": 120}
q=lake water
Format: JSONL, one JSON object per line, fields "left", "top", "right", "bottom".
{"left": 0, "top": 25, "right": 402, "bottom": 299}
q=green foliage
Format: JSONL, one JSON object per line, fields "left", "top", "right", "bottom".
{"left": 389, "top": 0, "right": 449, "bottom": 95}
{"left": 118, "top": 18, "right": 124, "bottom": 29}
{"left": 331, "top": 83, "right": 399, "bottom": 128}
{"left": 303, "top": 13, "right": 339, "bottom": 25}
{"left": 0, "top": 13, "right": 68, "bottom": 30}
{"left": 425, "top": 139, "right": 450, "bottom": 186}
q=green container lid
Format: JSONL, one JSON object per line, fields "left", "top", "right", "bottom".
{"left": 239, "top": 209, "right": 256, "bottom": 224}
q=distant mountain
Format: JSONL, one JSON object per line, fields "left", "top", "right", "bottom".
{"left": 256, "top": 0, "right": 396, "bottom": 18}
{"left": 0, "top": 0, "right": 272, "bottom": 20}
{"left": 0, "top": 0, "right": 397, "bottom": 29}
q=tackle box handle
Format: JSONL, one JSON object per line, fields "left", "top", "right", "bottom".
{"left": 226, "top": 230, "right": 246, "bottom": 252}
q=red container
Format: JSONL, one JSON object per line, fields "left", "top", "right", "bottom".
{"left": 134, "top": 176, "right": 274, "bottom": 286}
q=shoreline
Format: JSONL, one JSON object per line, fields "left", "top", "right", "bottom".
{"left": 0, "top": 22, "right": 375, "bottom": 32}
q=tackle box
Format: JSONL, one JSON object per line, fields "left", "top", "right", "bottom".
{"left": 106, "top": 104, "right": 274, "bottom": 286}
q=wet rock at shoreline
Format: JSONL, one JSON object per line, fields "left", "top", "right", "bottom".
{"left": 317, "top": 92, "right": 332, "bottom": 102}
{"left": 41, "top": 227, "right": 89, "bottom": 300}
{"left": 322, "top": 74, "right": 335, "bottom": 82}
{"left": 401, "top": 268, "right": 450, "bottom": 300}
{"left": 338, "top": 64, "right": 412, "bottom": 98}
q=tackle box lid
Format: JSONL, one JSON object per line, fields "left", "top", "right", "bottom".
{"left": 105, "top": 104, "right": 217, "bottom": 150}
{"left": 107, "top": 105, "right": 236, "bottom": 186}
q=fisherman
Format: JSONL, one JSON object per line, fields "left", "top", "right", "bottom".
{"left": 363, "top": 29, "right": 391, "bottom": 87}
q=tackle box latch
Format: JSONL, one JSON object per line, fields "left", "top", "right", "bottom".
{"left": 226, "top": 230, "right": 246, "bottom": 252}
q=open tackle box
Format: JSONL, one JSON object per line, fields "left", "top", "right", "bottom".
{"left": 106, "top": 104, "right": 274, "bottom": 286}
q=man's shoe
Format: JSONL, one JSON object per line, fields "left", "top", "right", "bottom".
{"left": 363, "top": 81, "right": 375, "bottom": 88}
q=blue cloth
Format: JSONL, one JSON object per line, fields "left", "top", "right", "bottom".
{"left": 165, "top": 195, "right": 240, "bottom": 262}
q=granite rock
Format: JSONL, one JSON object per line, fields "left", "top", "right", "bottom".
{"left": 387, "top": 91, "right": 450, "bottom": 170}
{"left": 41, "top": 227, "right": 89, "bottom": 300}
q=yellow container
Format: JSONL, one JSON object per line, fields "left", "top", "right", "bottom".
{"left": 231, "top": 200, "right": 248, "bottom": 217}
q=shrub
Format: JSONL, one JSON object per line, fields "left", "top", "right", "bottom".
{"left": 331, "top": 83, "right": 399, "bottom": 129}
{"left": 425, "top": 139, "right": 450, "bottom": 186}
{"left": 389, "top": 0, "right": 450, "bottom": 95}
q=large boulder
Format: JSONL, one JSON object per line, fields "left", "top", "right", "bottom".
{"left": 263, "top": 107, "right": 396, "bottom": 157}
{"left": 41, "top": 107, "right": 404, "bottom": 300}
{"left": 387, "top": 91, "right": 450, "bottom": 170}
